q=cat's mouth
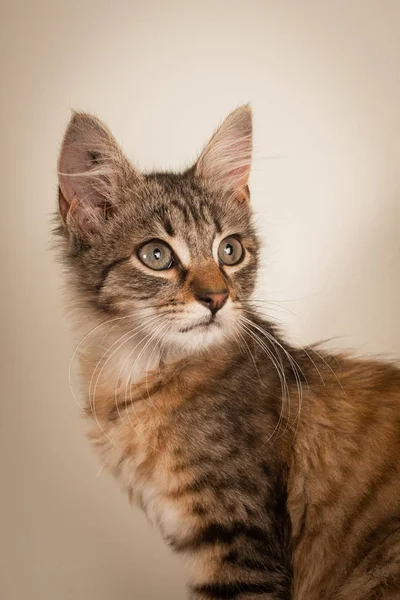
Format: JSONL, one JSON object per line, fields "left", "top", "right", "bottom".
{"left": 178, "top": 317, "right": 216, "bottom": 334}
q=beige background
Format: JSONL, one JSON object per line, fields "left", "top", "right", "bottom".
{"left": 1, "top": 1, "right": 399, "bottom": 599}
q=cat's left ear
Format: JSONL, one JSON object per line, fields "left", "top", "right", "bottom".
{"left": 195, "top": 105, "right": 252, "bottom": 202}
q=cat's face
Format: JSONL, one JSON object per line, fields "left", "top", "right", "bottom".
{"left": 57, "top": 107, "right": 258, "bottom": 355}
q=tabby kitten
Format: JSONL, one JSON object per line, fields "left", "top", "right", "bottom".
{"left": 55, "top": 106, "right": 400, "bottom": 599}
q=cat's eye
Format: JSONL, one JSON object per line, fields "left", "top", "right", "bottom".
{"left": 218, "top": 236, "right": 244, "bottom": 266}
{"left": 137, "top": 240, "right": 174, "bottom": 271}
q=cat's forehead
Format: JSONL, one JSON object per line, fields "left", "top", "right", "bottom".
{"left": 134, "top": 173, "right": 249, "bottom": 249}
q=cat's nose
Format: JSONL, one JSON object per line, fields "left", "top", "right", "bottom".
{"left": 195, "top": 290, "right": 229, "bottom": 315}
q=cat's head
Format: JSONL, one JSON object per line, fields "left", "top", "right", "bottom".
{"left": 56, "top": 106, "right": 259, "bottom": 355}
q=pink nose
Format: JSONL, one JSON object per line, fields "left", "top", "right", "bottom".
{"left": 195, "top": 290, "right": 229, "bottom": 315}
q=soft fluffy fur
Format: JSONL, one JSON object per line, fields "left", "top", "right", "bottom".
{"left": 55, "top": 106, "right": 400, "bottom": 599}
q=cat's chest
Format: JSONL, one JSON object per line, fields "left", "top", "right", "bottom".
{"left": 84, "top": 352, "right": 240, "bottom": 541}
{"left": 87, "top": 385, "right": 195, "bottom": 539}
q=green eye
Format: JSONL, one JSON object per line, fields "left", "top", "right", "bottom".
{"left": 137, "top": 240, "right": 174, "bottom": 271}
{"left": 218, "top": 236, "right": 244, "bottom": 266}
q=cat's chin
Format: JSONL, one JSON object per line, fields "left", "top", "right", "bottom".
{"left": 166, "top": 323, "right": 228, "bottom": 355}
{"left": 163, "top": 305, "right": 241, "bottom": 356}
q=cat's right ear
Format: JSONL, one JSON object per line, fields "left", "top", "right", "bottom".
{"left": 57, "top": 113, "right": 140, "bottom": 236}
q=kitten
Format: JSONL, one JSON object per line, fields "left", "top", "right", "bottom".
{"left": 55, "top": 106, "right": 400, "bottom": 599}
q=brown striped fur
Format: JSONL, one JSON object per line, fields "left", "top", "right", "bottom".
{"left": 54, "top": 107, "right": 400, "bottom": 599}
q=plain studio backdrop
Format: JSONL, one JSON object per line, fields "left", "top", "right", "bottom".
{"left": 1, "top": 1, "right": 399, "bottom": 599}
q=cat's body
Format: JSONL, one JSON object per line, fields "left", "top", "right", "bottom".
{"left": 55, "top": 107, "right": 400, "bottom": 599}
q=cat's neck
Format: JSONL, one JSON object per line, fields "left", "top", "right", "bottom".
{"left": 72, "top": 308, "right": 232, "bottom": 406}
{"left": 73, "top": 316, "right": 162, "bottom": 389}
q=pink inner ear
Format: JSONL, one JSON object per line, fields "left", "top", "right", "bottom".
{"left": 227, "top": 163, "right": 251, "bottom": 192}
{"left": 228, "top": 164, "right": 249, "bottom": 178}
{"left": 220, "top": 136, "right": 252, "bottom": 192}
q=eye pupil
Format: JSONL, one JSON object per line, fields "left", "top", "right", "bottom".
{"left": 225, "top": 244, "right": 233, "bottom": 256}
{"left": 154, "top": 249, "right": 161, "bottom": 260}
